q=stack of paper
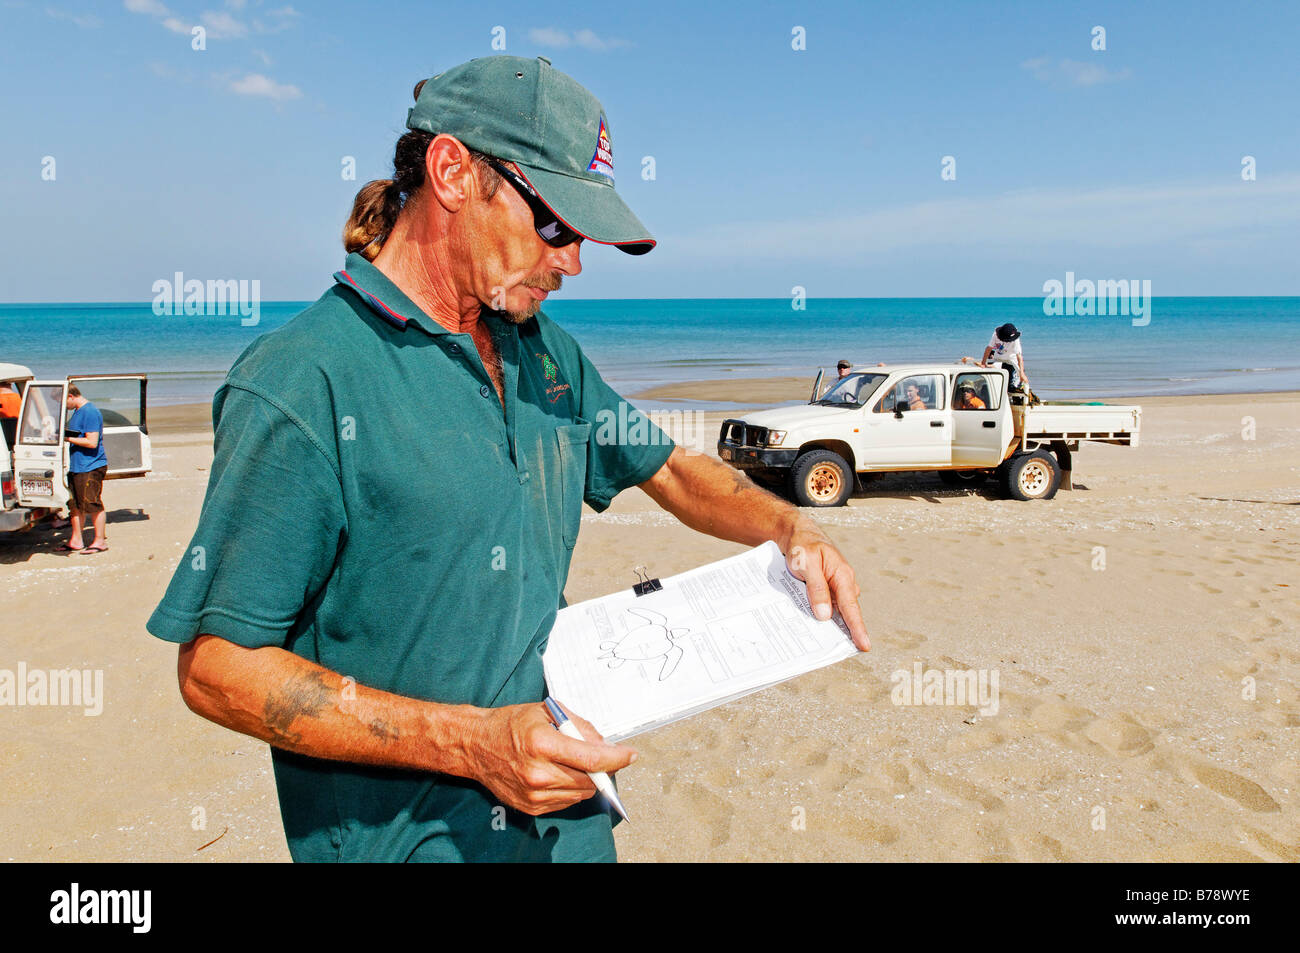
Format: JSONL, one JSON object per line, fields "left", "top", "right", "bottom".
{"left": 543, "top": 541, "right": 860, "bottom": 741}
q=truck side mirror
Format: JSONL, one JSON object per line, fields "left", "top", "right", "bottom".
{"left": 893, "top": 403, "right": 905, "bottom": 419}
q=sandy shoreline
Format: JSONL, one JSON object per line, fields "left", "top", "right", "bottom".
{"left": 3, "top": 382, "right": 1297, "bottom": 862}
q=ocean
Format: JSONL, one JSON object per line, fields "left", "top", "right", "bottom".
{"left": 2, "top": 297, "right": 1297, "bottom": 408}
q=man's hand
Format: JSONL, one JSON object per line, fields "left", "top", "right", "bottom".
{"left": 465, "top": 702, "right": 636, "bottom": 816}
{"left": 640, "top": 447, "right": 869, "bottom": 651}
{"left": 179, "top": 637, "right": 637, "bottom": 816}
{"left": 785, "top": 520, "right": 869, "bottom": 651}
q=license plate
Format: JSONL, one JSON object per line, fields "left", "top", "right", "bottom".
{"left": 720, "top": 449, "right": 733, "bottom": 461}
{"left": 21, "top": 479, "right": 53, "bottom": 497}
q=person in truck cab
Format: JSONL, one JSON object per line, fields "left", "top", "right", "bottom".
{"left": 0, "top": 383, "right": 20, "bottom": 419}
{"left": 954, "top": 382, "right": 986, "bottom": 410}
{"left": 905, "top": 382, "right": 927, "bottom": 411}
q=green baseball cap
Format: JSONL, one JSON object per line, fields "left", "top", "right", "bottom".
{"left": 407, "top": 55, "right": 655, "bottom": 255}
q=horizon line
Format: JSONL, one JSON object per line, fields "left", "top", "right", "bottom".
{"left": 3, "top": 294, "right": 1300, "bottom": 307}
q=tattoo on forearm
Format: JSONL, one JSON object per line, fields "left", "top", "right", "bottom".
{"left": 726, "top": 466, "right": 752, "bottom": 495}
{"left": 263, "top": 669, "right": 333, "bottom": 746}
{"left": 367, "top": 719, "right": 399, "bottom": 743}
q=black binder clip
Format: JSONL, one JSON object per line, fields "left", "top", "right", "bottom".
{"left": 632, "top": 565, "right": 662, "bottom": 597}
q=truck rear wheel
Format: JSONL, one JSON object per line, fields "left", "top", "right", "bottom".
{"left": 999, "top": 450, "right": 1061, "bottom": 501}
{"left": 790, "top": 450, "right": 853, "bottom": 507}
{"left": 939, "top": 468, "right": 990, "bottom": 487}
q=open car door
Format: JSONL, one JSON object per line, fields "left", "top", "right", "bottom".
{"left": 14, "top": 379, "right": 70, "bottom": 509}
{"left": 67, "top": 375, "right": 151, "bottom": 479}
{"left": 808, "top": 368, "right": 825, "bottom": 404}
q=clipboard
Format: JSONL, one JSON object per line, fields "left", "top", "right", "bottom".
{"left": 543, "top": 541, "right": 860, "bottom": 742}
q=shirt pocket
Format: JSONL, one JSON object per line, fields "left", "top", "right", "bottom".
{"left": 554, "top": 419, "right": 592, "bottom": 548}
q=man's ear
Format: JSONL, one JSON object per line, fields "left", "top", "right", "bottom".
{"left": 425, "top": 134, "right": 477, "bottom": 212}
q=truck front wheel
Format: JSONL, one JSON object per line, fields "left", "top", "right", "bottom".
{"left": 790, "top": 450, "right": 854, "bottom": 507}
{"left": 999, "top": 450, "right": 1061, "bottom": 501}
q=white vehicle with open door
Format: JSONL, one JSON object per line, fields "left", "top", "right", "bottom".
{"left": 1, "top": 370, "right": 151, "bottom": 533}
{"left": 717, "top": 363, "right": 1140, "bottom": 506}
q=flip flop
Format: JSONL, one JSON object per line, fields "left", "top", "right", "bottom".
{"left": 58, "top": 542, "right": 83, "bottom": 552}
{"left": 78, "top": 545, "right": 109, "bottom": 555}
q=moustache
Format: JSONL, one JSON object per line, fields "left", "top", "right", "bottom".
{"left": 522, "top": 273, "right": 563, "bottom": 293}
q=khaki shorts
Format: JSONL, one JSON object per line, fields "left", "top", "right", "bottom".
{"left": 69, "top": 467, "right": 107, "bottom": 515}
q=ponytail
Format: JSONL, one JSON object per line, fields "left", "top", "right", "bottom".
{"left": 343, "top": 179, "right": 401, "bottom": 261}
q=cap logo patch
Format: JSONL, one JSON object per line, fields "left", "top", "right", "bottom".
{"left": 587, "top": 115, "right": 614, "bottom": 181}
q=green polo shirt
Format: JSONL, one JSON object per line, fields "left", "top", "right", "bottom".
{"left": 147, "top": 253, "right": 675, "bottom": 862}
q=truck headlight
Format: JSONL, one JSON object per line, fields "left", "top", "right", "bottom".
{"left": 766, "top": 430, "right": 787, "bottom": 447}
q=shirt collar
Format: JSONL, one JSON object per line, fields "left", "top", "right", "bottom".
{"left": 333, "top": 252, "right": 450, "bottom": 336}
{"left": 333, "top": 252, "right": 530, "bottom": 342}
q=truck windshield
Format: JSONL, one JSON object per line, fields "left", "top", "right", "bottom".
{"left": 816, "top": 373, "right": 886, "bottom": 407}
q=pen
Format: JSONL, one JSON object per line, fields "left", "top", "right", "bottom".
{"left": 543, "top": 696, "right": 630, "bottom": 822}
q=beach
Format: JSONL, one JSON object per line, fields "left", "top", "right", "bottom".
{"left": 2, "top": 385, "right": 1297, "bottom": 862}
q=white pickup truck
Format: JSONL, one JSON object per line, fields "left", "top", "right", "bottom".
{"left": 0, "top": 363, "right": 152, "bottom": 533}
{"left": 717, "top": 363, "right": 1140, "bottom": 506}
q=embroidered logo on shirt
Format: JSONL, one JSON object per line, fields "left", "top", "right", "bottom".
{"left": 536, "top": 351, "right": 571, "bottom": 403}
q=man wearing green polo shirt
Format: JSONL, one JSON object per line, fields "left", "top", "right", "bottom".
{"left": 148, "top": 56, "right": 868, "bottom": 862}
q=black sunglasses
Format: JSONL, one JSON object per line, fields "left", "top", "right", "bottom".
{"left": 485, "top": 159, "right": 583, "bottom": 248}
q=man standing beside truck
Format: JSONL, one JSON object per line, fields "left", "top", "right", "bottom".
{"left": 63, "top": 385, "right": 109, "bottom": 554}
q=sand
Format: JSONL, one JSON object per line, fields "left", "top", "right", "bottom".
{"left": 2, "top": 387, "right": 1297, "bottom": 862}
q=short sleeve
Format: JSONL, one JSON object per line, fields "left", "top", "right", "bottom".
{"left": 146, "top": 382, "right": 347, "bottom": 649}
{"left": 572, "top": 347, "right": 675, "bottom": 513}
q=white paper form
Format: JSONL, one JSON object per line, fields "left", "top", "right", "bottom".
{"left": 543, "top": 541, "right": 861, "bottom": 741}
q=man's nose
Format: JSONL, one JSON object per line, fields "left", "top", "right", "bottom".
{"left": 550, "top": 239, "right": 583, "bottom": 277}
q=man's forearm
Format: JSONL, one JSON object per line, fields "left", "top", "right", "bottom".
{"left": 640, "top": 446, "right": 814, "bottom": 551}
{"left": 178, "top": 634, "right": 486, "bottom": 777}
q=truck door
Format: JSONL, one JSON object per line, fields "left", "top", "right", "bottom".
{"left": 808, "top": 368, "right": 824, "bottom": 404}
{"left": 951, "top": 371, "right": 1006, "bottom": 467}
{"left": 14, "top": 381, "right": 71, "bottom": 509}
{"left": 858, "top": 373, "right": 952, "bottom": 468}
{"left": 67, "top": 375, "right": 151, "bottom": 478}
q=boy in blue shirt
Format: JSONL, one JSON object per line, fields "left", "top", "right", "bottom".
{"left": 64, "top": 385, "right": 109, "bottom": 554}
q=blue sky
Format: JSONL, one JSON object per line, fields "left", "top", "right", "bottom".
{"left": 2, "top": 0, "right": 1298, "bottom": 301}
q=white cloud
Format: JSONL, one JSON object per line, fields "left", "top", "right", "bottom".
{"left": 663, "top": 175, "right": 1300, "bottom": 263}
{"left": 253, "top": 4, "right": 299, "bottom": 33}
{"left": 161, "top": 15, "right": 190, "bottom": 33}
{"left": 123, "top": 0, "right": 169, "bottom": 14}
{"left": 228, "top": 72, "right": 301, "bottom": 101}
{"left": 200, "top": 9, "right": 247, "bottom": 38}
{"left": 46, "top": 6, "right": 101, "bottom": 27}
{"left": 1022, "top": 56, "right": 1131, "bottom": 87}
{"left": 528, "top": 26, "right": 628, "bottom": 51}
